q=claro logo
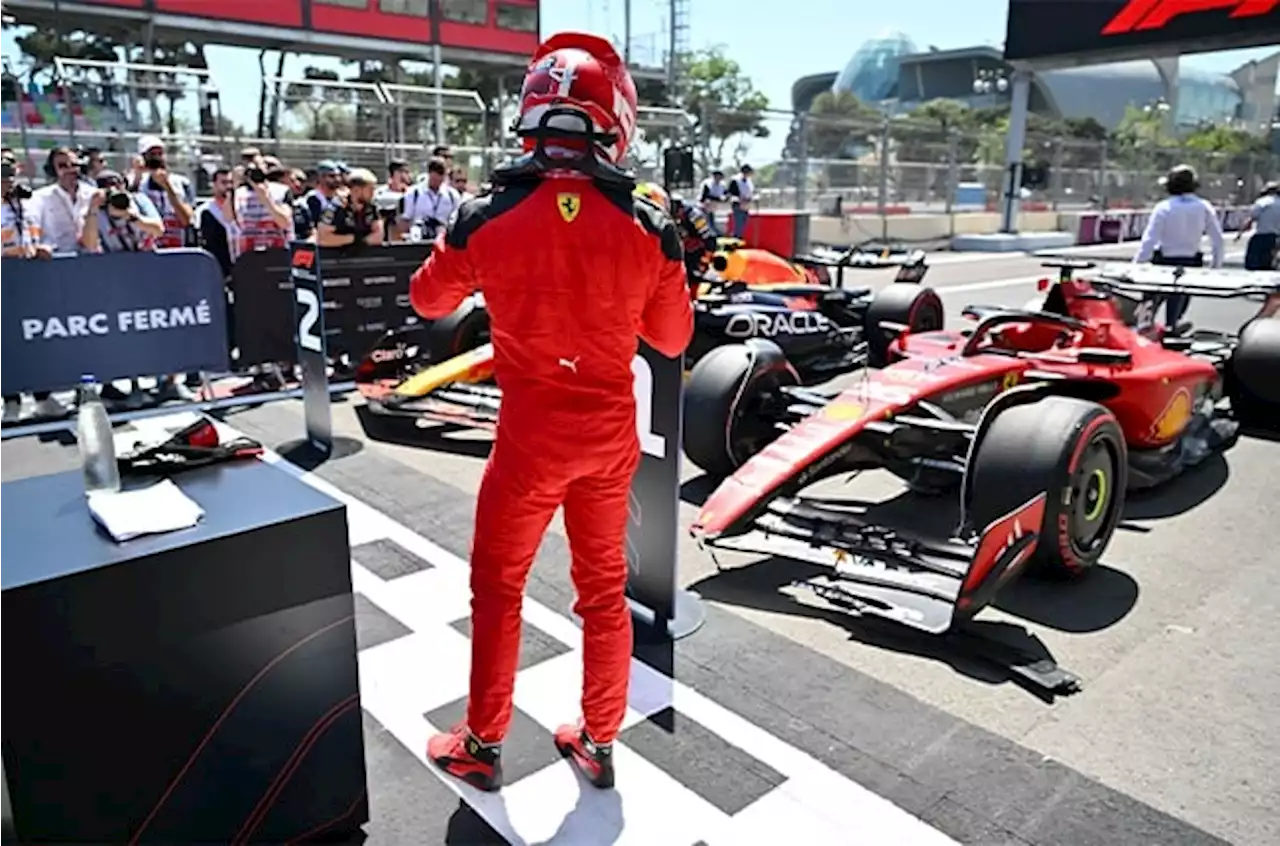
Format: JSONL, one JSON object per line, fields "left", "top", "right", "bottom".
{"left": 1102, "top": 0, "right": 1277, "bottom": 34}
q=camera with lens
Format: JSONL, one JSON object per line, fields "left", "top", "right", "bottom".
{"left": 106, "top": 188, "right": 132, "bottom": 211}
{"left": 245, "top": 165, "right": 267, "bottom": 185}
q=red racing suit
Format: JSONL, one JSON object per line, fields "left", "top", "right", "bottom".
{"left": 409, "top": 172, "right": 693, "bottom": 745}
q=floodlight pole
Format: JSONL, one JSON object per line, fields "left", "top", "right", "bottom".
{"left": 999, "top": 68, "right": 1032, "bottom": 235}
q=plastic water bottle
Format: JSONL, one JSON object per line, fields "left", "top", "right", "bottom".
{"left": 76, "top": 375, "right": 120, "bottom": 494}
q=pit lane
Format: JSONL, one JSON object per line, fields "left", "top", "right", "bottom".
{"left": 5, "top": 243, "right": 1272, "bottom": 845}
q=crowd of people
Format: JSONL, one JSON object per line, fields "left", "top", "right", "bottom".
{"left": 0, "top": 138, "right": 478, "bottom": 422}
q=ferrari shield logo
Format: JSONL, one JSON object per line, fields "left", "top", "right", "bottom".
{"left": 557, "top": 192, "right": 581, "bottom": 222}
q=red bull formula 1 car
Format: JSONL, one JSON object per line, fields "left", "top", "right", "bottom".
{"left": 685, "top": 261, "right": 1280, "bottom": 650}
{"left": 353, "top": 244, "right": 942, "bottom": 434}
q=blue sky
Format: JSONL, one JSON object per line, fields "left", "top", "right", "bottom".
{"left": 4, "top": 0, "right": 1276, "bottom": 159}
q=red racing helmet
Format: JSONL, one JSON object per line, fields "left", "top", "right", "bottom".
{"left": 516, "top": 32, "right": 639, "bottom": 166}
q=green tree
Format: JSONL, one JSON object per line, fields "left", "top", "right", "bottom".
{"left": 283, "top": 67, "right": 352, "bottom": 140}
{"left": 11, "top": 27, "right": 120, "bottom": 86}
{"left": 802, "top": 90, "right": 880, "bottom": 159}
{"left": 676, "top": 47, "right": 769, "bottom": 169}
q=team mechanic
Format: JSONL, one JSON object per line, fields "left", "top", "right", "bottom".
{"left": 636, "top": 181, "right": 718, "bottom": 285}
{"left": 407, "top": 32, "right": 694, "bottom": 792}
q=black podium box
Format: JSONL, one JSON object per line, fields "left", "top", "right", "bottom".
{"left": 1, "top": 461, "right": 368, "bottom": 844}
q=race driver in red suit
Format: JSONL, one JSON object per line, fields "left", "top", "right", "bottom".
{"left": 409, "top": 32, "right": 693, "bottom": 792}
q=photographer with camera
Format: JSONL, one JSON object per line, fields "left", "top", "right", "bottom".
{"left": 132, "top": 136, "right": 195, "bottom": 249}
{"left": 233, "top": 151, "right": 294, "bottom": 253}
{"left": 397, "top": 156, "right": 460, "bottom": 242}
{"left": 79, "top": 169, "right": 164, "bottom": 254}
{"left": 316, "top": 167, "right": 384, "bottom": 248}
{"left": 3, "top": 152, "right": 63, "bottom": 423}
{"left": 31, "top": 146, "right": 96, "bottom": 254}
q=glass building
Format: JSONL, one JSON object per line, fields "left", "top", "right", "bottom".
{"left": 832, "top": 31, "right": 917, "bottom": 102}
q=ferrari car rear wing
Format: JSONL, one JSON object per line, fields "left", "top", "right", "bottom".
{"left": 1092, "top": 263, "right": 1280, "bottom": 300}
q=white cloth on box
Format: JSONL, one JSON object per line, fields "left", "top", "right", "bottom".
{"left": 87, "top": 479, "right": 205, "bottom": 542}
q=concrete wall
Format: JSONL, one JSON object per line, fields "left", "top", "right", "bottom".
{"left": 810, "top": 211, "right": 1062, "bottom": 246}
{"left": 807, "top": 207, "right": 1251, "bottom": 248}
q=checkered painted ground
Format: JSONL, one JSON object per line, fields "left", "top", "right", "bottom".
{"left": 158, "top": 429, "right": 951, "bottom": 846}
{"left": 337, "top": 487, "right": 955, "bottom": 846}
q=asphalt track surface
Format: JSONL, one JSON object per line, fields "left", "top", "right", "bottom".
{"left": 4, "top": 238, "right": 1276, "bottom": 845}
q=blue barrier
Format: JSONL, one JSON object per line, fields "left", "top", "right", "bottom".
{"left": 1, "top": 249, "right": 230, "bottom": 395}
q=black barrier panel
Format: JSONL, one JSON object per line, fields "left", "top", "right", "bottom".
{"left": 1004, "top": 0, "right": 1280, "bottom": 63}
{"left": 232, "top": 244, "right": 430, "bottom": 367}
{"left": 1, "top": 249, "right": 229, "bottom": 395}
{"left": 290, "top": 241, "right": 333, "bottom": 454}
{"left": 624, "top": 342, "right": 690, "bottom": 628}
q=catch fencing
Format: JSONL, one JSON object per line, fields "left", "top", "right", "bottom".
{"left": 669, "top": 105, "right": 1279, "bottom": 217}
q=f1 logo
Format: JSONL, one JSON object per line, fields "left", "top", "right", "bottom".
{"left": 291, "top": 249, "right": 316, "bottom": 269}
{"left": 1102, "top": 0, "right": 1277, "bottom": 34}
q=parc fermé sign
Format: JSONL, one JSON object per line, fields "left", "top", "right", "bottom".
{"left": 0, "top": 250, "right": 230, "bottom": 395}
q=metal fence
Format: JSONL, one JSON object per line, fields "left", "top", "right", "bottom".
{"left": 705, "top": 107, "right": 1279, "bottom": 216}
{"left": 8, "top": 61, "right": 1276, "bottom": 217}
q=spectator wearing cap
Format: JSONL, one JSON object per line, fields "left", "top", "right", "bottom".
{"left": 728, "top": 163, "right": 755, "bottom": 238}
{"left": 132, "top": 135, "right": 195, "bottom": 249}
{"left": 374, "top": 159, "right": 413, "bottom": 237}
{"left": 30, "top": 146, "right": 95, "bottom": 254}
{"left": 317, "top": 168, "right": 384, "bottom": 249}
{"left": 399, "top": 156, "right": 460, "bottom": 242}
{"left": 81, "top": 170, "right": 193, "bottom": 405}
{"left": 233, "top": 150, "right": 294, "bottom": 253}
{"left": 295, "top": 159, "right": 344, "bottom": 240}
{"left": 79, "top": 169, "right": 163, "bottom": 254}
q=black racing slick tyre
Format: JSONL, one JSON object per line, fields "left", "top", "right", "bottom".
{"left": 683, "top": 340, "right": 799, "bottom": 478}
{"left": 967, "top": 396, "right": 1127, "bottom": 580}
{"left": 427, "top": 295, "right": 490, "bottom": 362}
{"left": 863, "top": 284, "right": 945, "bottom": 368}
{"left": 1226, "top": 317, "right": 1280, "bottom": 432}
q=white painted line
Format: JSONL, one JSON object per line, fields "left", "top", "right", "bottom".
{"left": 199, "top": 420, "right": 961, "bottom": 846}
{"left": 936, "top": 275, "right": 1043, "bottom": 295}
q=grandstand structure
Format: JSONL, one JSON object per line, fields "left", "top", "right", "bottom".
{"left": 2, "top": 57, "right": 696, "bottom": 187}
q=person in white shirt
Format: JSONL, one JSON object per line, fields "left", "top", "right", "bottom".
{"left": 1237, "top": 182, "right": 1280, "bottom": 270}
{"left": 699, "top": 168, "right": 728, "bottom": 234}
{"left": 398, "top": 156, "right": 461, "bottom": 242}
{"left": 30, "top": 146, "right": 95, "bottom": 254}
{"left": 1134, "top": 165, "right": 1224, "bottom": 326}
{"left": 373, "top": 159, "right": 413, "bottom": 234}
{"left": 233, "top": 151, "right": 294, "bottom": 253}
{"left": 132, "top": 135, "right": 195, "bottom": 249}
{"left": 727, "top": 163, "right": 755, "bottom": 238}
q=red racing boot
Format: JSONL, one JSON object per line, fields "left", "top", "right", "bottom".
{"left": 554, "top": 722, "right": 615, "bottom": 789}
{"left": 427, "top": 724, "right": 503, "bottom": 792}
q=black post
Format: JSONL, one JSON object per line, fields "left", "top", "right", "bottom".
{"left": 289, "top": 241, "right": 332, "bottom": 457}
{"left": 624, "top": 342, "right": 705, "bottom": 641}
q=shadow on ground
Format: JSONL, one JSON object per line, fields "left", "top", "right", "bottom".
{"left": 354, "top": 406, "right": 493, "bottom": 459}
{"left": 1122, "top": 452, "right": 1229, "bottom": 521}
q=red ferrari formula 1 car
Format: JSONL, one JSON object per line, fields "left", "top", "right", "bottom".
{"left": 685, "top": 261, "right": 1280, "bottom": 650}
